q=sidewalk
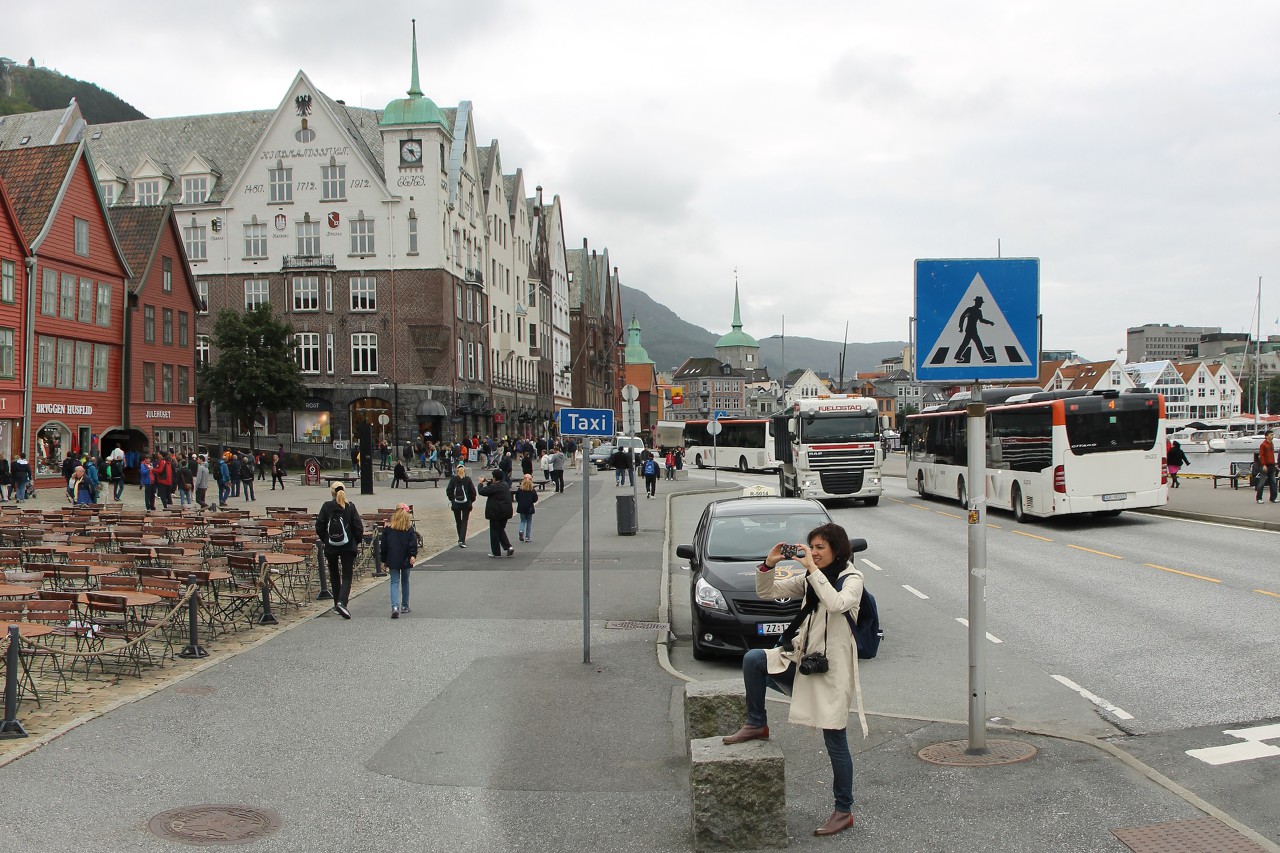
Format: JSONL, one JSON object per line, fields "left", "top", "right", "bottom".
{"left": 1, "top": 465, "right": 1276, "bottom": 851}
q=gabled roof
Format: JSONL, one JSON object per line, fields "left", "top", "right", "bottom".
{"left": 673, "top": 358, "right": 745, "bottom": 379}
{"left": 0, "top": 142, "right": 79, "bottom": 243}
{"left": 107, "top": 204, "right": 169, "bottom": 288}
{"left": 1056, "top": 359, "right": 1121, "bottom": 390}
{"left": 1037, "top": 359, "right": 1065, "bottom": 388}
{"left": 1174, "top": 362, "right": 1201, "bottom": 382}
{"left": 0, "top": 104, "right": 82, "bottom": 149}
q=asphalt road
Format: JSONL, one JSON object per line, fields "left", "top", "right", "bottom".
{"left": 667, "top": 467, "right": 1280, "bottom": 845}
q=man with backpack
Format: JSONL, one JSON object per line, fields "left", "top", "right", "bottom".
{"left": 217, "top": 453, "right": 232, "bottom": 508}
{"left": 641, "top": 451, "right": 659, "bottom": 499}
{"left": 153, "top": 452, "right": 174, "bottom": 508}
{"left": 316, "top": 482, "right": 365, "bottom": 619}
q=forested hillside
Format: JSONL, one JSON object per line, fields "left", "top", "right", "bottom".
{"left": 0, "top": 58, "right": 146, "bottom": 122}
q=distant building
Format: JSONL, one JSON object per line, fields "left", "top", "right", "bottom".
{"left": 1040, "top": 349, "right": 1078, "bottom": 362}
{"left": 714, "top": 283, "right": 760, "bottom": 371}
{"left": 669, "top": 358, "right": 746, "bottom": 421}
{"left": 622, "top": 313, "right": 660, "bottom": 436}
{"left": 1126, "top": 324, "right": 1220, "bottom": 362}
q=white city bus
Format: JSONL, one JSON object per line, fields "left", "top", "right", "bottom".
{"left": 684, "top": 418, "right": 779, "bottom": 472}
{"left": 905, "top": 388, "right": 1167, "bottom": 521}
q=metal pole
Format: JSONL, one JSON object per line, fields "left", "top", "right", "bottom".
{"left": 257, "top": 553, "right": 279, "bottom": 626}
{"left": 1, "top": 625, "right": 28, "bottom": 737}
{"left": 371, "top": 528, "right": 387, "bottom": 577}
{"left": 712, "top": 421, "right": 719, "bottom": 488}
{"left": 582, "top": 433, "right": 591, "bottom": 664}
{"left": 966, "top": 383, "right": 988, "bottom": 752}
{"left": 178, "top": 574, "right": 208, "bottom": 659}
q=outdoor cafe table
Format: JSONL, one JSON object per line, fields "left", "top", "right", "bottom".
{"left": 259, "top": 553, "right": 304, "bottom": 567}
{"left": 0, "top": 621, "right": 53, "bottom": 639}
{"left": 50, "top": 544, "right": 90, "bottom": 556}
{"left": 0, "top": 583, "right": 39, "bottom": 598}
{"left": 76, "top": 590, "right": 163, "bottom": 609}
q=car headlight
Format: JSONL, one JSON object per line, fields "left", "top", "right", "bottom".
{"left": 694, "top": 577, "right": 728, "bottom": 612}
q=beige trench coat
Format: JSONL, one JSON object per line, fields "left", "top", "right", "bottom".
{"left": 758, "top": 563, "right": 865, "bottom": 731}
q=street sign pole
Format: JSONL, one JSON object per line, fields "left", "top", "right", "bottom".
{"left": 623, "top": 385, "right": 640, "bottom": 517}
{"left": 583, "top": 433, "right": 591, "bottom": 664}
{"left": 966, "top": 384, "right": 987, "bottom": 753}
{"left": 707, "top": 415, "right": 722, "bottom": 487}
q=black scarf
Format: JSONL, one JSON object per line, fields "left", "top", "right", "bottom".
{"left": 778, "top": 555, "right": 850, "bottom": 649}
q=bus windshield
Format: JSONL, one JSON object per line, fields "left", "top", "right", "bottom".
{"left": 800, "top": 414, "right": 878, "bottom": 444}
{"left": 1065, "top": 409, "right": 1159, "bottom": 454}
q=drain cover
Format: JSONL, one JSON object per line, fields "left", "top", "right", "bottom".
{"left": 605, "top": 620, "right": 669, "bottom": 630}
{"left": 174, "top": 686, "right": 215, "bottom": 696}
{"left": 148, "top": 805, "right": 283, "bottom": 846}
{"left": 1112, "top": 817, "right": 1269, "bottom": 853}
{"left": 917, "top": 738, "right": 1038, "bottom": 767}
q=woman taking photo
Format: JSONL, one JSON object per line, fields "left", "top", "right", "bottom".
{"left": 378, "top": 504, "right": 419, "bottom": 618}
{"left": 316, "top": 482, "right": 364, "bottom": 619}
{"left": 722, "top": 522, "right": 867, "bottom": 838}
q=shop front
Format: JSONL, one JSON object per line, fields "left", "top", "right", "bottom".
{"left": 293, "top": 396, "right": 334, "bottom": 446}
{"left": 415, "top": 399, "right": 447, "bottom": 444}
{"left": 0, "top": 391, "right": 24, "bottom": 464}
{"left": 31, "top": 402, "right": 115, "bottom": 478}
{"left": 349, "top": 396, "right": 392, "bottom": 445}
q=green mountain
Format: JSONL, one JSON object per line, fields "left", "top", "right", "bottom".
{"left": 0, "top": 58, "right": 146, "bottom": 123}
{"left": 620, "top": 284, "right": 906, "bottom": 380}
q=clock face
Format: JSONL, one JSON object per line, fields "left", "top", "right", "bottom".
{"left": 400, "top": 139, "right": 423, "bottom": 165}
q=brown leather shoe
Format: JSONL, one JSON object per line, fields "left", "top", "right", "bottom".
{"left": 813, "top": 811, "right": 853, "bottom": 837}
{"left": 721, "top": 724, "right": 769, "bottom": 744}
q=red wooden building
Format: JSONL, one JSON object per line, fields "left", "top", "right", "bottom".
{"left": 0, "top": 142, "right": 131, "bottom": 482}
{"left": 0, "top": 176, "right": 29, "bottom": 464}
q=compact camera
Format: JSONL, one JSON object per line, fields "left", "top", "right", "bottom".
{"left": 798, "top": 652, "right": 829, "bottom": 676}
{"left": 779, "top": 544, "right": 806, "bottom": 560}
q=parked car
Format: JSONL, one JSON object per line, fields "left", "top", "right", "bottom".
{"left": 676, "top": 495, "right": 837, "bottom": 660}
{"left": 590, "top": 436, "right": 645, "bottom": 470}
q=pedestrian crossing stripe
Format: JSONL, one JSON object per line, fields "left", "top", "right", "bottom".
{"left": 923, "top": 273, "right": 1032, "bottom": 369}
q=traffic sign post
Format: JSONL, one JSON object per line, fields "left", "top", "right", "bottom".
{"left": 914, "top": 257, "right": 1040, "bottom": 755}
{"left": 557, "top": 407, "right": 616, "bottom": 665}
{"left": 707, "top": 417, "right": 722, "bottom": 487}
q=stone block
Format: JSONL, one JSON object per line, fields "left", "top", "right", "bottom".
{"left": 674, "top": 469, "right": 689, "bottom": 480}
{"left": 690, "top": 736, "right": 787, "bottom": 850}
{"left": 684, "top": 680, "right": 747, "bottom": 743}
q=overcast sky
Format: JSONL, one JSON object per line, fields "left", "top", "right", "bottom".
{"left": 7, "top": 2, "right": 1279, "bottom": 363}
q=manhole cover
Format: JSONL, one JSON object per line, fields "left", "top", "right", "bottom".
{"left": 174, "top": 686, "right": 215, "bottom": 696}
{"left": 605, "top": 620, "right": 669, "bottom": 630}
{"left": 148, "top": 805, "right": 283, "bottom": 846}
{"left": 917, "top": 738, "right": 1038, "bottom": 767}
{"left": 1112, "top": 816, "right": 1268, "bottom": 853}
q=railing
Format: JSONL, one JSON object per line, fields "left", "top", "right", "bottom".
{"left": 283, "top": 254, "right": 336, "bottom": 270}
{"left": 464, "top": 268, "right": 484, "bottom": 284}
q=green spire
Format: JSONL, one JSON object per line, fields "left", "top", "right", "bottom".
{"left": 716, "top": 276, "right": 759, "bottom": 349}
{"left": 379, "top": 20, "right": 450, "bottom": 129}
{"left": 731, "top": 281, "right": 743, "bottom": 331}
{"left": 408, "top": 19, "right": 423, "bottom": 98}
{"left": 624, "top": 313, "right": 655, "bottom": 365}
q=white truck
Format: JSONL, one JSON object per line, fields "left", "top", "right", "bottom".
{"left": 772, "top": 395, "right": 885, "bottom": 505}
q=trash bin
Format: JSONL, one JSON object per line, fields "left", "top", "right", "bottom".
{"left": 616, "top": 493, "right": 638, "bottom": 536}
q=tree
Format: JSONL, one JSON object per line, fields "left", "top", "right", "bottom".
{"left": 197, "top": 305, "right": 306, "bottom": 451}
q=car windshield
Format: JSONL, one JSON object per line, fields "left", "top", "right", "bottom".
{"left": 706, "top": 512, "right": 823, "bottom": 560}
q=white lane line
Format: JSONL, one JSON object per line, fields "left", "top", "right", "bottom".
{"left": 954, "top": 617, "right": 1004, "bottom": 644}
{"left": 861, "top": 558, "right": 882, "bottom": 572}
{"left": 902, "top": 584, "right": 929, "bottom": 599}
{"left": 1051, "top": 674, "right": 1134, "bottom": 720}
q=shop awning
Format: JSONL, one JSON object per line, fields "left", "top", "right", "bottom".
{"left": 416, "top": 400, "right": 448, "bottom": 417}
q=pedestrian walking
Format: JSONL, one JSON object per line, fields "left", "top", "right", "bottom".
{"left": 665, "top": 449, "right": 676, "bottom": 481}
{"left": 256, "top": 451, "right": 268, "bottom": 481}
{"left": 72, "top": 465, "right": 94, "bottom": 505}
{"left": 272, "top": 454, "right": 287, "bottom": 490}
{"left": 722, "top": 522, "right": 867, "bottom": 838}
{"left": 550, "top": 447, "right": 567, "bottom": 493}
{"left": 175, "top": 462, "right": 194, "bottom": 506}
{"left": 612, "top": 446, "right": 630, "bottom": 486}
{"left": 217, "top": 453, "right": 232, "bottom": 508}
{"left": 515, "top": 474, "right": 539, "bottom": 542}
{"left": 109, "top": 454, "right": 125, "bottom": 501}
{"left": 140, "top": 455, "right": 156, "bottom": 511}
{"left": 642, "top": 452, "right": 659, "bottom": 498}
{"left": 316, "top": 482, "right": 364, "bottom": 619}
{"left": 378, "top": 503, "right": 418, "bottom": 618}
{"left": 228, "top": 453, "right": 241, "bottom": 497}
{"left": 239, "top": 453, "right": 256, "bottom": 502}
{"left": 194, "top": 455, "right": 210, "bottom": 509}
{"left": 1166, "top": 441, "right": 1190, "bottom": 489}
{"left": 445, "top": 463, "right": 477, "bottom": 548}
{"left": 0, "top": 453, "right": 10, "bottom": 502}
{"left": 478, "top": 467, "right": 515, "bottom": 557}
{"left": 1257, "top": 431, "right": 1277, "bottom": 504}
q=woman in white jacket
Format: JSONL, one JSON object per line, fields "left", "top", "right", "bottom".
{"left": 722, "top": 522, "right": 865, "bottom": 838}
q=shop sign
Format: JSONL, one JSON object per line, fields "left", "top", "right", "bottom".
{"left": 145, "top": 410, "right": 173, "bottom": 419}
{"left": 36, "top": 403, "right": 93, "bottom": 416}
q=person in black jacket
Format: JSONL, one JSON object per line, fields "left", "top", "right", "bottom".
{"left": 392, "top": 460, "right": 410, "bottom": 488}
{"left": 378, "top": 504, "right": 419, "bottom": 618}
{"left": 0, "top": 454, "right": 10, "bottom": 502}
{"left": 477, "top": 467, "right": 515, "bottom": 558}
{"left": 316, "top": 482, "right": 364, "bottom": 618}
{"left": 271, "top": 454, "right": 287, "bottom": 490}
{"left": 445, "top": 463, "right": 477, "bottom": 548}
{"left": 515, "top": 475, "right": 539, "bottom": 543}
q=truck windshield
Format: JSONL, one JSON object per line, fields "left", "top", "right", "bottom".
{"left": 800, "top": 414, "right": 878, "bottom": 444}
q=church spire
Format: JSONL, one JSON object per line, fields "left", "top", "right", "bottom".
{"left": 407, "top": 19, "right": 423, "bottom": 98}
{"left": 731, "top": 274, "right": 744, "bottom": 332}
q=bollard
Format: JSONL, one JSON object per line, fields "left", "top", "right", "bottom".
{"left": 371, "top": 528, "right": 387, "bottom": 577}
{"left": 178, "top": 574, "right": 209, "bottom": 659}
{"left": 257, "top": 553, "right": 279, "bottom": 626}
{"left": 315, "top": 540, "right": 332, "bottom": 600}
{"left": 1, "top": 625, "right": 28, "bottom": 737}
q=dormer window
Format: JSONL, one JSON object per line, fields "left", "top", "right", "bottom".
{"left": 135, "top": 179, "right": 162, "bottom": 205}
{"left": 182, "top": 175, "right": 209, "bottom": 204}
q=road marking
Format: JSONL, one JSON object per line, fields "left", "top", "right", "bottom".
{"left": 1186, "top": 723, "right": 1280, "bottom": 766}
{"left": 1012, "top": 530, "right": 1053, "bottom": 542}
{"left": 887, "top": 497, "right": 905, "bottom": 504}
{"left": 935, "top": 511, "right": 963, "bottom": 519}
{"left": 955, "top": 617, "right": 1003, "bottom": 643}
{"left": 1051, "top": 675, "right": 1134, "bottom": 720}
{"left": 1143, "top": 563, "right": 1221, "bottom": 584}
{"left": 860, "top": 559, "right": 882, "bottom": 572}
{"left": 1255, "top": 588, "right": 1280, "bottom": 600}
{"left": 911, "top": 504, "right": 933, "bottom": 512}
{"left": 986, "top": 523, "right": 1002, "bottom": 529}
{"left": 902, "top": 585, "right": 929, "bottom": 600}
{"left": 1067, "top": 544, "right": 1123, "bottom": 559}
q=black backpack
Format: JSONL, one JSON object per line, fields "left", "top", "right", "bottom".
{"left": 834, "top": 574, "right": 883, "bottom": 660}
{"left": 326, "top": 508, "right": 349, "bottom": 547}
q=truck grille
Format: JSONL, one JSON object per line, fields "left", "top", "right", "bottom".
{"left": 820, "top": 471, "right": 865, "bottom": 495}
{"left": 807, "top": 446, "right": 875, "bottom": 471}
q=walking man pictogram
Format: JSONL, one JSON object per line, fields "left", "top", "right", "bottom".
{"left": 956, "top": 297, "right": 996, "bottom": 363}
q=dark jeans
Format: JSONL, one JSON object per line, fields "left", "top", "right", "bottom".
{"left": 1258, "top": 465, "right": 1277, "bottom": 502}
{"left": 143, "top": 483, "right": 156, "bottom": 511}
{"left": 112, "top": 480, "right": 124, "bottom": 500}
{"left": 325, "top": 548, "right": 356, "bottom": 607}
{"left": 488, "top": 516, "right": 512, "bottom": 555}
{"left": 217, "top": 481, "right": 230, "bottom": 505}
{"left": 551, "top": 470, "right": 564, "bottom": 492}
{"left": 645, "top": 474, "right": 657, "bottom": 497}
{"left": 742, "top": 648, "right": 854, "bottom": 813}
{"left": 272, "top": 472, "right": 285, "bottom": 490}
{"left": 452, "top": 506, "right": 471, "bottom": 543}
{"left": 241, "top": 479, "right": 255, "bottom": 501}
{"left": 257, "top": 465, "right": 267, "bottom": 480}
{"left": 157, "top": 484, "right": 172, "bottom": 508}
{"left": 195, "top": 487, "right": 207, "bottom": 508}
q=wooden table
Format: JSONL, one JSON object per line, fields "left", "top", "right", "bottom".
{"left": 259, "top": 553, "right": 304, "bottom": 566}
{"left": 50, "top": 543, "right": 90, "bottom": 555}
{"left": 0, "top": 583, "right": 39, "bottom": 598}
{"left": 43, "top": 565, "right": 120, "bottom": 583}
{"left": 0, "top": 621, "right": 53, "bottom": 639}
{"left": 77, "top": 590, "right": 163, "bottom": 608}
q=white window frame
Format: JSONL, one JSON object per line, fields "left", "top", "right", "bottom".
{"left": 291, "top": 275, "right": 319, "bottom": 312}
{"left": 350, "top": 333, "right": 378, "bottom": 374}
{"left": 467, "top": 341, "right": 475, "bottom": 380}
{"left": 60, "top": 273, "right": 75, "bottom": 319}
{"left": 295, "top": 332, "right": 321, "bottom": 374}
{"left": 196, "top": 335, "right": 211, "bottom": 367}
{"left": 321, "top": 164, "right": 346, "bottom": 201}
{"left": 476, "top": 345, "right": 484, "bottom": 382}
{"left": 56, "top": 339, "right": 73, "bottom": 389}
{"left": 350, "top": 217, "right": 375, "bottom": 256}
{"left": 296, "top": 220, "right": 321, "bottom": 257}
{"left": 350, "top": 276, "right": 377, "bottom": 311}
{"left": 41, "top": 268, "right": 56, "bottom": 315}
{"left": 182, "top": 175, "right": 208, "bottom": 205}
{"left": 37, "top": 336, "right": 55, "bottom": 386}
{"left": 0, "top": 327, "right": 13, "bottom": 379}
{"left": 326, "top": 333, "right": 335, "bottom": 374}
{"left": 244, "top": 279, "right": 270, "bottom": 309}
{"left": 162, "top": 257, "right": 172, "bottom": 292}
{"left": 74, "top": 218, "right": 89, "bottom": 255}
{"left": 244, "top": 222, "right": 268, "bottom": 259}
{"left": 74, "top": 341, "right": 91, "bottom": 390}
{"left": 92, "top": 344, "right": 108, "bottom": 391}
{"left": 457, "top": 338, "right": 465, "bottom": 379}
{"left": 196, "top": 280, "right": 209, "bottom": 314}
{"left": 0, "top": 259, "right": 13, "bottom": 303}
{"left": 78, "top": 278, "right": 93, "bottom": 323}
{"left": 407, "top": 214, "right": 418, "bottom": 255}
{"left": 184, "top": 225, "right": 207, "bottom": 262}
{"left": 135, "top": 179, "right": 162, "bottom": 205}
{"left": 268, "top": 166, "right": 293, "bottom": 203}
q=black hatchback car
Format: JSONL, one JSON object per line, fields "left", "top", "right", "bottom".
{"left": 676, "top": 496, "right": 833, "bottom": 660}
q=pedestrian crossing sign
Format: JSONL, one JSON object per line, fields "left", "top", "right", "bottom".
{"left": 914, "top": 258, "right": 1040, "bottom": 382}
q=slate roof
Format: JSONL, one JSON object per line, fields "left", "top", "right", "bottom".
{"left": 476, "top": 144, "right": 492, "bottom": 182}
{"left": 0, "top": 141, "right": 78, "bottom": 241}
{"left": 566, "top": 247, "right": 586, "bottom": 307}
{"left": 315, "top": 90, "right": 385, "bottom": 176}
{"left": 107, "top": 204, "right": 169, "bottom": 290}
{"left": 0, "top": 107, "right": 70, "bottom": 149}
{"left": 503, "top": 174, "right": 517, "bottom": 216}
{"left": 673, "top": 358, "right": 744, "bottom": 379}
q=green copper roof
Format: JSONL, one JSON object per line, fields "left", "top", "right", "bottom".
{"left": 380, "top": 21, "right": 450, "bottom": 129}
{"left": 625, "top": 314, "right": 655, "bottom": 365}
{"left": 716, "top": 283, "right": 759, "bottom": 349}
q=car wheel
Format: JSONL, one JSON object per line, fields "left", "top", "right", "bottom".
{"left": 917, "top": 472, "right": 928, "bottom": 499}
{"left": 738, "top": 456, "right": 749, "bottom": 473}
{"left": 957, "top": 477, "right": 967, "bottom": 508}
{"left": 1012, "top": 483, "right": 1027, "bottom": 523}
{"left": 695, "top": 454, "right": 705, "bottom": 469}
{"left": 863, "top": 496, "right": 880, "bottom": 507}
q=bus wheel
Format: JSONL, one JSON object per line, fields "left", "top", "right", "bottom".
{"left": 695, "top": 454, "right": 705, "bottom": 469}
{"left": 957, "top": 477, "right": 967, "bottom": 508}
{"left": 863, "top": 496, "right": 880, "bottom": 507}
{"left": 917, "top": 472, "right": 928, "bottom": 499}
{"left": 738, "top": 456, "right": 749, "bottom": 473}
{"left": 1012, "top": 484, "right": 1027, "bottom": 523}
{"left": 1096, "top": 509, "right": 1122, "bottom": 518}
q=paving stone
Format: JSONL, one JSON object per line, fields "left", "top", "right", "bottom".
{"left": 684, "top": 679, "right": 747, "bottom": 743}
{"left": 690, "top": 735, "right": 787, "bottom": 851}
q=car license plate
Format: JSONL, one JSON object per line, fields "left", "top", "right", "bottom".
{"left": 757, "top": 622, "right": 788, "bottom": 635}
{"left": 1102, "top": 493, "right": 1127, "bottom": 502}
